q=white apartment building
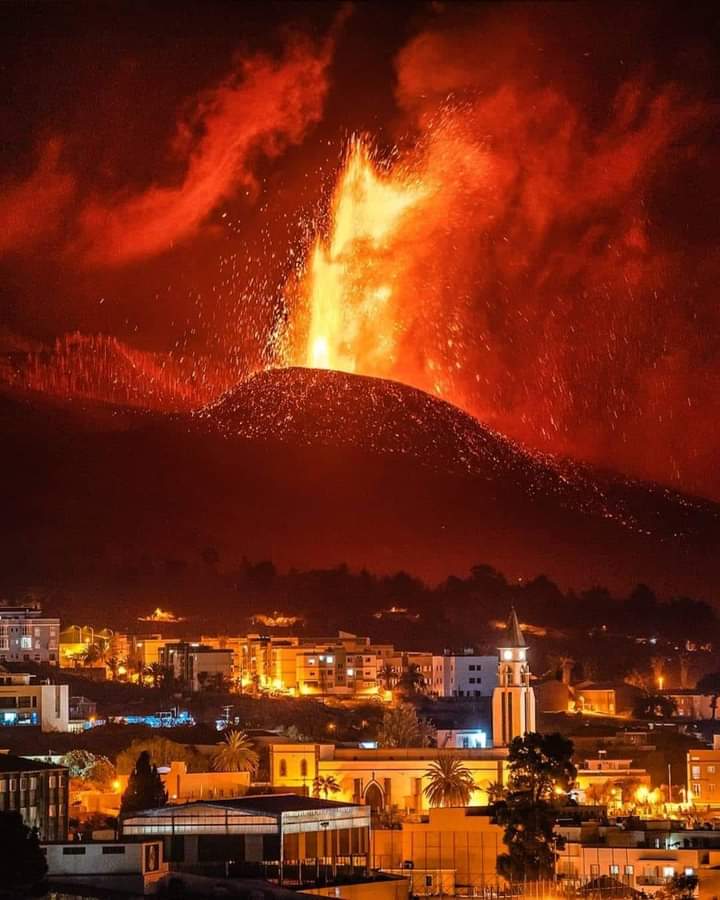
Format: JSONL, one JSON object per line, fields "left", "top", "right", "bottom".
{"left": 0, "top": 603, "right": 60, "bottom": 665}
{"left": 432, "top": 651, "right": 498, "bottom": 698}
{"left": 0, "top": 672, "right": 69, "bottom": 731}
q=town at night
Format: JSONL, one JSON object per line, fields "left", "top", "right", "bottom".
{"left": 2, "top": 1, "right": 720, "bottom": 897}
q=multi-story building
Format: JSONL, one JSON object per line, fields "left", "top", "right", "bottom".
{"left": 432, "top": 651, "right": 498, "bottom": 698}
{"left": 574, "top": 754, "right": 651, "bottom": 802}
{"left": 664, "top": 689, "right": 716, "bottom": 720}
{"left": 269, "top": 640, "right": 382, "bottom": 698}
{"left": 158, "top": 642, "right": 233, "bottom": 692}
{"left": 0, "top": 672, "right": 69, "bottom": 731}
{"left": 688, "top": 744, "right": 720, "bottom": 807}
{"left": 556, "top": 820, "right": 720, "bottom": 896}
{"left": 128, "top": 634, "right": 169, "bottom": 669}
{"left": 372, "top": 806, "right": 506, "bottom": 895}
{"left": 0, "top": 753, "right": 68, "bottom": 840}
{"left": 0, "top": 602, "right": 59, "bottom": 665}
{"left": 58, "top": 624, "right": 113, "bottom": 668}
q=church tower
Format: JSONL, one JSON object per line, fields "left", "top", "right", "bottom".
{"left": 492, "top": 607, "right": 536, "bottom": 746}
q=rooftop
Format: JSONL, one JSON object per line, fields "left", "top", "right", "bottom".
{"left": 0, "top": 752, "right": 66, "bottom": 773}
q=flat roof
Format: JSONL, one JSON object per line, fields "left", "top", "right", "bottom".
{"left": 0, "top": 753, "right": 66, "bottom": 773}
{"left": 205, "top": 794, "right": 352, "bottom": 814}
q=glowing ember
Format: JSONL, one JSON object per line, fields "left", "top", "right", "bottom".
{"left": 297, "top": 139, "right": 429, "bottom": 376}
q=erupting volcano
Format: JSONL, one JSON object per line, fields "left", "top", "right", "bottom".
{"left": 291, "top": 140, "right": 431, "bottom": 380}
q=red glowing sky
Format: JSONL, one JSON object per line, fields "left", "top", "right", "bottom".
{"left": 2, "top": 2, "right": 720, "bottom": 499}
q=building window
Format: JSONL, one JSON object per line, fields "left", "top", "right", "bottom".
{"left": 709, "top": 766, "right": 716, "bottom": 774}
{"left": 279, "top": 759, "right": 287, "bottom": 778}
{"left": 624, "top": 866, "right": 634, "bottom": 876}
{"left": 102, "top": 846, "right": 126, "bottom": 854}
{"left": 610, "top": 865, "right": 620, "bottom": 876}
{"left": 662, "top": 867, "right": 675, "bottom": 879}
{"left": 693, "top": 783, "right": 701, "bottom": 796}
{"left": 300, "top": 759, "right": 308, "bottom": 778}
{"left": 691, "top": 766, "right": 701, "bottom": 779}
{"left": 684, "top": 868, "right": 695, "bottom": 877}
{"left": 63, "top": 846, "right": 86, "bottom": 855}
{"left": 590, "top": 865, "right": 600, "bottom": 876}
{"left": 425, "top": 875, "right": 433, "bottom": 888}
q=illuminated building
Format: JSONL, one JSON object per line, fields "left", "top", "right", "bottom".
{"left": 372, "top": 807, "right": 506, "bottom": 894}
{"left": 158, "top": 642, "right": 233, "bottom": 692}
{"left": 121, "top": 794, "right": 372, "bottom": 883}
{"left": 0, "top": 752, "right": 68, "bottom": 840}
{"left": 688, "top": 742, "right": 720, "bottom": 808}
{"left": 491, "top": 607, "right": 536, "bottom": 746}
{"left": 436, "top": 728, "right": 489, "bottom": 749}
{"left": 0, "top": 602, "right": 59, "bottom": 665}
{"left": 574, "top": 754, "right": 651, "bottom": 803}
{"left": 44, "top": 839, "right": 167, "bottom": 895}
{"left": 0, "top": 671, "right": 69, "bottom": 731}
{"left": 556, "top": 820, "right": 720, "bottom": 895}
{"left": 431, "top": 651, "right": 498, "bottom": 698}
{"left": 270, "top": 744, "right": 506, "bottom": 812}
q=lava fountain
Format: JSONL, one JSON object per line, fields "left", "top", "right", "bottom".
{"left": 292, "top": 139, "right": 430, "bottom": 378}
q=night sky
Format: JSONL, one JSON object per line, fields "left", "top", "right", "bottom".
{"left": 2, "top": 1, "right": 720, "bottom": 499}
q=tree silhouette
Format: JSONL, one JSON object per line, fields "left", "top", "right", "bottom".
{"left": 212, "top": 730, "right": 259, "bottom": 774}
{"left": 0, "top": 811, "right": 47, "bottom": 889}
{"left": 697, "top": 673, "right": 720, "bottom": 719}
{"left": 423, "top": 755, "right": 477, "bottom": 807}
{"left": 120, "top": 751, "right": 168, "bottom": 817}
{"left": 398, "top": 663, "right": 425, "bottom": 697}
{"left": 313, "top": 775, "right": 341, "bottom": 799}
{"left": 378, "top": 664, "right": 395, "bottom": 691}
{"left": 377, "top": 703, "right": 435, "bottom": 748}
{"left": 496, "top": 733, "right": 576, "bottom": 882}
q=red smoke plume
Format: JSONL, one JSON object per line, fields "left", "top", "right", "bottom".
{"left": 0, "top": 34, "right": 332, "bottom": 266}
{"left": 0, "top": 139, "right": 74, "bottom": 253}
{"left": 76, "top": 38, "right": 332, "bottom": 266}
{"left": 295, "top": 12, "right": 716, "bottom": 496}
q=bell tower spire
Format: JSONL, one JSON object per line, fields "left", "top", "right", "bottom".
{"left": 492, "top": 606, "right": 536, "bottom": 746}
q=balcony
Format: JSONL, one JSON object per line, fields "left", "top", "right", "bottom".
{"left": 636, "top": 876, "right": 673, "bottom": 886}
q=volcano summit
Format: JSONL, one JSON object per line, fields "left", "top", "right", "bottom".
{"left": 1, "top": 367, "right": 718, "bottom": 597}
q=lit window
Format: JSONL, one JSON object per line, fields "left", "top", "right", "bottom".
{"left": 610, "top": 865, "right": 619, "bottom": 876}
{"left": 684, "top": 868, "right": 694, "bottom": 877}
{"left": 709, "top": 766, "right": 716, "bottom": 774}
{"left": 692, "top": 766, "right": 701, "bottom": 779}
{"left": 502, "top": 650, "right": 513, "bottom": 661}
{"left": 624, "top": 866, "right": 634, "bottom": 876}
{"left": 662, "top": 867, "right": 675, "bottom": 879}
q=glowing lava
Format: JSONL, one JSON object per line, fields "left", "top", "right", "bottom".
{"left": 300, "top": 139, "right": 429, "bottom": 375}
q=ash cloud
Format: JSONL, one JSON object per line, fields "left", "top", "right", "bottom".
{"left": 382, "top": 7, "right": 720, "bottom": 498}
{"left": 0, "top": 34, "right": 333, "bottom": 266}
{"left": 76, "top": 37, "right": 333, "bottom": 266}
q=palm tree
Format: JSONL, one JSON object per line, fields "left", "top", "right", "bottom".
{"left": 398, "top": 664, "right": 425, "bottom": 697}
{"left": 423, "top": 755, "right": 477, "bottom": 807}
{"left": 144, "top": 663, "right": 165, "bottom": 689}
{"left": 378, "top": 664, "right": 395, "bottom": 691}
{"left": 212, "top": 730, "right": 259, "bottom": 774}
{"left": 313, "top": 775, "right": 341, "bottom": 799}
{"left": 484, "top": 779, "right": 506, "bottom": 804}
